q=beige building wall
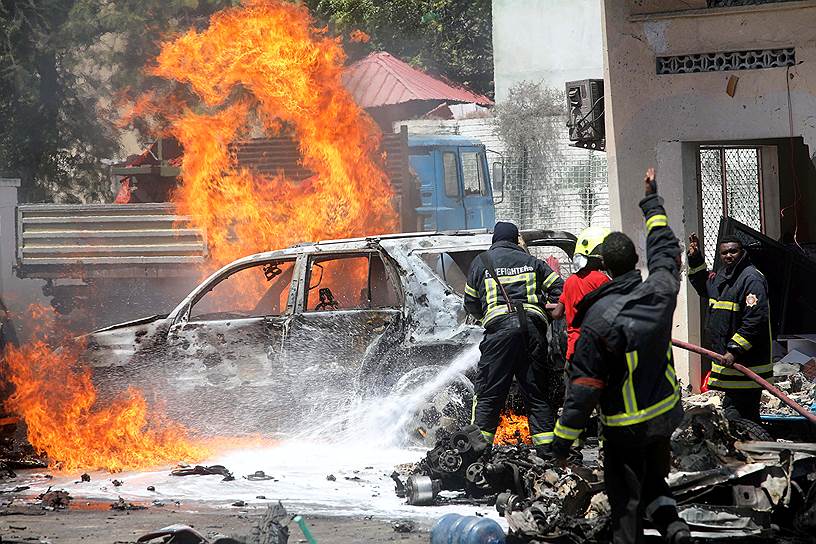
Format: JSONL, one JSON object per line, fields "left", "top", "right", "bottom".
{"left": 602, "top": 0, "right": 816, "bottom": 390}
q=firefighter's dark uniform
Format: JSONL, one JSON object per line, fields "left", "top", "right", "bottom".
{"left": 688, "top": 247, "right": 771, "bottom": 422}
{"left": 464, "top": 237, "right": 564, "bottom": 447}
{"left": 552, "top": 194, "right": 687, "bottom": 544}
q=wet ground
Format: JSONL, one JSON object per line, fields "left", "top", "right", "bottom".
{"left": 0, "top": 441, "right": 505, "bottom": 542}
{"left": 0, "top": 503, "right": 430, "bottom": 543}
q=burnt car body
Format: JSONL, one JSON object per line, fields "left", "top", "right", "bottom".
{"left": 85, "top": 230, "right": 576, "bottom": 437}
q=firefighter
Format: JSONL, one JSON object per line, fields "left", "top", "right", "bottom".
{"left": 551, "top": 168, "right": 690, "bottom": 544}
{"left": 464, "top": 221, "right": 564, "bottom": 455}
{"left": 551, "top": 226, "right": 611, "bottom": 364}
{"left": 687, "top": 233, "right": 771, "bottom": 422}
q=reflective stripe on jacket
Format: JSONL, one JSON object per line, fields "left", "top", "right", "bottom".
{"left": 553, "top": 194, "right": 683, "bottom": 445}
{"left": 688, "top": 251, "right": 772, "bottom": 389}
{"left": 463, "top": 241, "right": 563, "bottom": 327}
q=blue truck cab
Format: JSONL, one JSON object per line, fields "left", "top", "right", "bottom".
{"left": 407, "top": 135, "right": 498, "bottom": 232}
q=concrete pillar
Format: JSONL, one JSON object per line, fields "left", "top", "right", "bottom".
{"left": 0, "top": 178, "right": 21, "bottom": 298}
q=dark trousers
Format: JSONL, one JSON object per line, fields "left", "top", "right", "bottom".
{"left": 472, "top": 315, "right": 554, "bottom": 442}
{"left": 604, "top": 437, "right": 682, "bottom": 544}
{"left": 722, "top": 389, "right": 762, "bottom": 423}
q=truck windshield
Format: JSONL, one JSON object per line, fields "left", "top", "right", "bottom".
{"left": 419, "top": 250, "right": 482, "bottom": 296}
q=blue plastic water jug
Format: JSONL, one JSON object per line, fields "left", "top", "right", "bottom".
{"left": 430, "top": 513, "right": 505, "bottom": 544}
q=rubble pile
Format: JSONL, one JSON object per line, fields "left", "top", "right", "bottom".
{"left": 394, "top": 424, "right": 609, "bottom": 542}
{"left": 762, "top": 372, "right": 816, "bottom": 415}
{"left": 397, "top": 414, "right": 816, "bottom": 542}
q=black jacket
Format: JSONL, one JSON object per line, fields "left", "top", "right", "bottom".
{"left": 464, "top": 241, "right": 563, "bottom": 327}
{"left": 688, "top": 249, "right": 772, "bottom": 389}
{"left": 552, "top": 194, "right": 683, "bottom": 451}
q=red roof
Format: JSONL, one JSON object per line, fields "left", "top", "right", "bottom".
{"left": 343, "top": 52, "right": 492, "bottom": 109}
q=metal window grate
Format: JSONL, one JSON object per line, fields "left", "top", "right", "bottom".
{"left": 698, "top": 146, "right": 763, "bottom": 268}
{"left": 657, "top": 48, "right": 795, "bottom": 75}
{"left": 495, "top": 118, "right": 609, "bottom": 238}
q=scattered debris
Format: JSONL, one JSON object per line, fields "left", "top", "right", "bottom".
{"left": 171, "top": 464, "right": 235, "bottom": 481}
{"left": 401, "top": 417, "right": 816, "bottom": 542}
{"left": 245, "top": 502, "right": 290, "bottom": 544}
{"left": 137, "top": 524, "right": 210, "bottom": 543}
{"left": 390, "top": 471, "right": 406, "bottom": 498}
{"left": 38, "top": 488, "right": 71, "bottom": 510}
{"left": 326, "top": 474, "right": 336, "bottom": 482}
{"left": 111, "top": 497, "right": 147, "bottom": 511}
{"left": 392, "top": 519, "right": 415, "bottom": 533}
{"left": 111, "top": 479, "right": 123, "bottom": 487}
{"left": 0, "top": 485, "right": 29, "bottom": 494}
{"left": 245, "top": 470, "right": 273, "bottom": 481}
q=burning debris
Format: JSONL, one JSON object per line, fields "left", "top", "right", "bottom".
{"left": 1, "top": 305, "right": 209, "bottom": 472}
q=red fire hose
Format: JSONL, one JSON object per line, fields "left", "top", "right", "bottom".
{"left": 671, "top": 338, "right": 816, "bottom": 425}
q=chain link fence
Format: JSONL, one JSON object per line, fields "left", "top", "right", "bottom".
{"left": 495, "top": 116, "right": 609, "bottom": 236}
{"left": 699, "top": 146, "right": 762, "bottom": 267}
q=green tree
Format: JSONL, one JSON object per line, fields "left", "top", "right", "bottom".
{"left": 0, "top": 0, "right": 237, "bottom": 202}
{"left": 304, "top": 0, "right": 493, "bottom": 98}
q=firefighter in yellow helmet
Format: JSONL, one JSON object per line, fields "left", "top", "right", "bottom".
{"left": 552, "top": 226, "right": 611, "bottom": 364}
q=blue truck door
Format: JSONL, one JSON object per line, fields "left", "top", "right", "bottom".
{"left": 433, "top": 147, "right": 467, "bottom": 231}
{"left": 459, "top": 147, "right": 496, "bottom": 229}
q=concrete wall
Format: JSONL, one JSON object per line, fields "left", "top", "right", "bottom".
{"left": 602, "top": 0, "right": 816, "bottom": 389}
{"left": 492, "top": 0, "right": 604, "bottom": 101}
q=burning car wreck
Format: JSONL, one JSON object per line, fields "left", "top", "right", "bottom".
{"left": 80, "top": 230, "right": 576, "bottom": 441}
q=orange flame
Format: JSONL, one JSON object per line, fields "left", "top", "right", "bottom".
{"left": 133, "top": 0, "right": 397, "bottom": 269}
{"left": 493, "top": 409, "right": 532, "bottom": 446}
{"left": 2, "top": 306, "right": 208, "bottom": 472}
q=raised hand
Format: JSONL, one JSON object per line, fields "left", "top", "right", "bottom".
{"left": 688, "top": 233, "right": 700, "bottom": 258}
{"left": 644, "top": 167, "right": 657, "bottom": 195}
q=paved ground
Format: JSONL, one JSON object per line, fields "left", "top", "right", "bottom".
{"left": 0, "top": 502, "right": 430, "bottom": 543}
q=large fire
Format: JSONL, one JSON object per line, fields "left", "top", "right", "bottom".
{"left": 1, "top": 0, "right": 399, "bottom": 472}
{"left": 2, "top": 306, "right": 208, "bottom": 472}
{"left": 135, "top": 0, "right": 398, "bottom": 269}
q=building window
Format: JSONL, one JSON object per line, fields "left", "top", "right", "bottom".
{"left": 698, "top": 146, "right": 763, "bottom": 268}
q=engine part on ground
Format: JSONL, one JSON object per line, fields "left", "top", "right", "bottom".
{"left": 416, "top": 424, "right": 489, "bottom": 487}
{"left": 389, "top": 365, "right": 475, "bottom": 448}
{"left": 405, "top": 475, "right": 441, "bottom": 506}
{"left": 496, "top": 492, "right": 522, "bottom": 516}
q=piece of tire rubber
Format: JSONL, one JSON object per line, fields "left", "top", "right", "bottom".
{"left": 730, "top": 417, "right": 774, "bottom": 442}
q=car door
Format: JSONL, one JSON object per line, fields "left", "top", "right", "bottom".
{"left": 460, "top": 147, "right": 494, "bottom": 229}
{"left": 282, "top": 250, "right": 403, "bottom": 421}
{"left": 161, "top": 256, "right": 299, "bottom": 433}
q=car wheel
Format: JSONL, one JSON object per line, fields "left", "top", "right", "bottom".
{"left": 390, "top": 365, "right": 474, "bottom": 448}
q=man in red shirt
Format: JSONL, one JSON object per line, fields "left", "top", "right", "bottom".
{"left": 553, "top": 226, "right": 611, "bottom": 363}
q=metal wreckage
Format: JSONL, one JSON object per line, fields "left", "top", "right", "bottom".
{"left": 393, "top": 400, "right": 816, "bottom": 543}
